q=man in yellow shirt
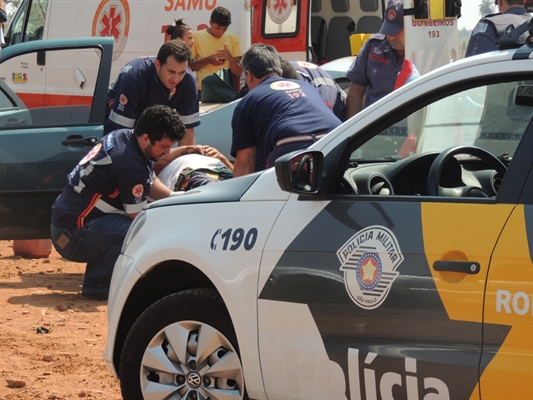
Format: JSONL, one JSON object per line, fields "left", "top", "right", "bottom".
{"left": 190, "top": 6, "right": 243, "bottom": 93}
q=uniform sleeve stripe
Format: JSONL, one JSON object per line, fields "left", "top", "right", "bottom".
{"left": 109, "top": 111, "right": 136, "bottom": 128}
{"left": 124, "top": 202, "right": 147, "bottom": 214}
{"left": 180, "top": 112, "right": 200, "bottom": 126}
{"left": 94, "top": 199, "right": 128, "bottom": 214}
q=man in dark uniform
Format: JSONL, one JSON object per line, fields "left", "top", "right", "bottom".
{"left": 280, "top": 59, "right": 347, "bottom": 122}
{"left": 104, "top": 40, "right": 200, "bottom": 146}
{"left": 345, "top": 0, "right": 419, "bottom": 119}
{"left": 51, "top": 105, "right": 190, "bottom": 300}
{"left": 231, "top": 44, "right": 342, "bottom": 177}
{"left": 465, "top": 0, "right": 530, "bottom": 56}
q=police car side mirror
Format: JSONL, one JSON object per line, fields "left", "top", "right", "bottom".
{"left": 275, "top": 150, "right": 323, "bottom": 194}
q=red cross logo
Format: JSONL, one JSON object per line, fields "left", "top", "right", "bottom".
{"left": 100, "top": 6, "right": 122, "bottom": 41}
{"left": 273, "top": 0, "right": 288, "bottom": 16}
{"left": 271, "top": 81, "right": 300, "bottom": 90}
{"left": 268, "top": 0, "right": 293, "bottom": 24}
{"left": 132, "top": 184, "right": 144, "bottom": 198}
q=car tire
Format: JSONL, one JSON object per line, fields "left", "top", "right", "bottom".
{"left": 119, "top": 289, "right": 247, "bottom": 400}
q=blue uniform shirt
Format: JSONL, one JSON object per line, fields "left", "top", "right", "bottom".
{"left": 231, "top": 76, "right": 342, "bottom": 171}
{"left": 104, "top": 57, "right": 200, "bottom": 134}
{"left": 465, "top": 8, "right": 531, "bottom": 57}
{"left": 346, "top": 34, "right": 409, "bottom": 109}
{"left": 291, "top": 61, "right": 347, "bottom": 122}
{"left": 51, "top": 130, "right": 155, "bottom": 229}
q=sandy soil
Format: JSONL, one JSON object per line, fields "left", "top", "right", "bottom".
{"left": 0, "top": 240, "right": 122, "bottom": 399}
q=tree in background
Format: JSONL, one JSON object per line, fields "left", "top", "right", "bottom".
{"left": 479, "top": 0, "right": 497, "bottom": 17}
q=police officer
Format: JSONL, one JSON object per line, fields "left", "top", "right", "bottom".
{"left": 104, "top": 40, "right": 200, "bottom": 146}
{"left": 280, "top": 59, "right": 347, "bottom": 122}
{"left": 465, "top": 0, "right": 530, "bottom": 56}
{"left": 51, "top": 105, "right": 191, "bottom": 300}
{"left": 231, "top": 44, "right": 342, "bottom": 177}
{"left": 345, "top": 0, "right": 419, "bottom": 119}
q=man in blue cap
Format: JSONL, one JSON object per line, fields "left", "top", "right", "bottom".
{"left": 465, "top": 0, "right": 530, "bottom": 56}
{"left": 345, "top": 0, "right": 419, "bottom": 118}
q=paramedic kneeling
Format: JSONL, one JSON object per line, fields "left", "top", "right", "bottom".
{"left": 50, "top": 105, "right": 187, "bottom": 300}
{"left": 231, "top": 44, "right": 342, "bottom": 177}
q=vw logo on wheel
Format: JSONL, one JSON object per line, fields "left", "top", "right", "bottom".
{"left": 188, "top": 372, "right": 201, "bottom": 388}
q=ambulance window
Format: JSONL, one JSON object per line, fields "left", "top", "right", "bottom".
{"left": 7, "top": 0, "right": 47, "bottom": 44}
{"left": 7, "top": 0, "right": 29, "bottom": 45}
{"left": 27, "top": 0, "right": 47, "bottom": 41}
{"left": 262, "top": 0, "right": 300, "bottom": 37}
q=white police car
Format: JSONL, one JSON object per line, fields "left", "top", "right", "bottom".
{"left": 104, "top": 23, "right": 533, "bottom": 400}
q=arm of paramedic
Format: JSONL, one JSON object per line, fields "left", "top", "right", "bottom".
{"left": 179, "top": 128, "right": 196, "bottom": 146}
{"left": 154, "top": 145, "right": 205, "bottom": 174}
{"left": 202, "top": 145, "right": 234, "bottom": 170}
{"left": 148, "top": 178, "right": 174, "bottom": 200}
{"left": 190, "top": 55, "right": 224, "bottom": 71}
{"left": 345, "top": 82, "right": 367, "bottom": 119}
{"left": 216, "top": 45, "right": 243, "bottom": 79}
{"left": 233, "top": 147, "right": 256, "bottom": 177}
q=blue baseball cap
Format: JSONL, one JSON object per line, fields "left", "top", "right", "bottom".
{"left": 379, "top": 0, "right": 404, "bottom": 36}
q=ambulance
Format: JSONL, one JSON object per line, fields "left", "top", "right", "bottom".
{"left": 1, "top": 0, "right": 461, "bottom": 157}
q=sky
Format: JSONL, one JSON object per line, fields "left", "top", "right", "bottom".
{"left": 458, "top": 0, "right": 493, "bottom": 30}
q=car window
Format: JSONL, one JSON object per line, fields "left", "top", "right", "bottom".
{"left": 0, "top": 86, "right": 17, "bottom": 110}
{"left": 337, "top": 78, "right": 533, "bottom": 198}
{"left": 7, "top": 0, "right": 48, "bottom": 44}
{"left": 0, "top": 47, "right": 103, "bottom": 129}
{"left": 356, "top": 80, "right": 533, "bottom": 161}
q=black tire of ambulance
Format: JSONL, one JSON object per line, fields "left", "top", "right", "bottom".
{"left": 119, "top": 288, "right": 248, "bottom": 400}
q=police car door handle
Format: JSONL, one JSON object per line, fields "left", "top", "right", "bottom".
{"left": 61, "top": 136, "right": 99, "bottom": 146}
{"left": 433, "top": 261, "right": 480, "bottom": 274}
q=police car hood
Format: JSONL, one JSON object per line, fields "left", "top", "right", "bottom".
{"left": 147, "top": 168, "right": 290, "bottom": 209}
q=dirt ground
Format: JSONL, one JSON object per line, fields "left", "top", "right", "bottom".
{"left": 0, "top": 240, "right": 122, "bottom": 400}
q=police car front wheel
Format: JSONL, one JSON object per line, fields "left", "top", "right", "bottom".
{"left": 119, "top": 289, "right": 247, "bottom": 400}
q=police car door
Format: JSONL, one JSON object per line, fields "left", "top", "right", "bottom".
{"left": 479, "top": 123, "right": 533, "bottom": 399}
{"left": 256, "top": 77, "right": 533, "bottom": 399}
{"left": 0, "top": 37, "right": 113, "bottom": 239}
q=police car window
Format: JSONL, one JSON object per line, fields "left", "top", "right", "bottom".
{"left": 355, "top": 80, "right": 532, "bottom": 161}
{"left": 339, "top": 79, "right": 533, "bottom": 197}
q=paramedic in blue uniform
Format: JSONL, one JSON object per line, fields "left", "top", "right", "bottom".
{"left": 51, "top": 105, "right": 192, "bottom": 300}
{"left": 465, "top": 0, "right": 530, "bottom": 57}
{"left": 280, "top": 59, "right": 347, "bottom": 122}
{"left": 104, "top": 40, "right": 200, "bottom": 146}
{"left": 345, "top": 0, "right": 418, "bottom": 119}
{"left": 231, "top": 44, "right": 342, "bottom": 177}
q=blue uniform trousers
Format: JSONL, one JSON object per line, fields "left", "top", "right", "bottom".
{"left": 51, "top": 214, "right": 132, "bottom": 295}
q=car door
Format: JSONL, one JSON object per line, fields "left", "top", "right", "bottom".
{"left": 479, "top": 128, "right": 533, "bottom": 399}
{"left": 257, "top": 74, "right": 533, "bottom": 399}
{"left": 0, "top": 37, "right": 113, "bottom": 240}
